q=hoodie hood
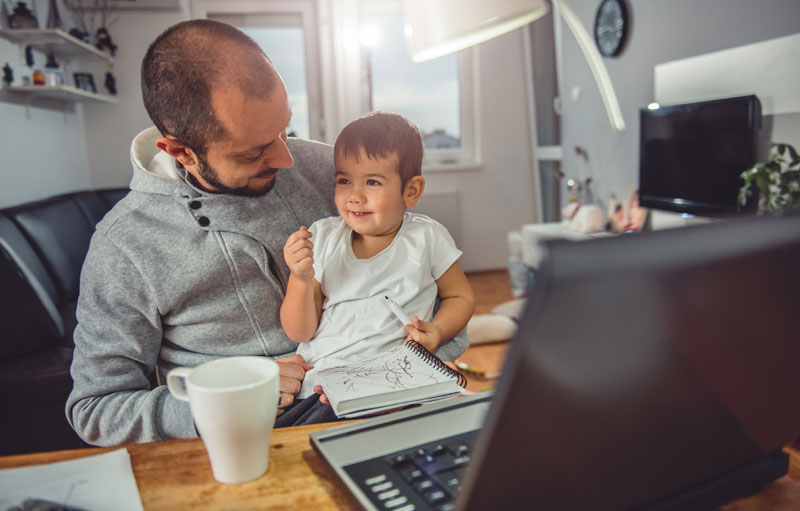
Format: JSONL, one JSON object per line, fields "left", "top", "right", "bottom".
{"left": 129, "top": 127, "right": 200, "bottom": 197}
{"left": 130, "top": 126, "right": 184, "bottom": 181}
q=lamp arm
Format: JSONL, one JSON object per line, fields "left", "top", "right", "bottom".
{"left": 554, "top": 0, "right": 626, "bottom": 132}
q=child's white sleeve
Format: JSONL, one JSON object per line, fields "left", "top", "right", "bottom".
{"left": 427, "top": 219, "right": 463, "bottom": 279}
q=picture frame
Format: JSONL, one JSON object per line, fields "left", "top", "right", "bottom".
{"left": 73, "top": 72, "right": 96, "bottom": 93}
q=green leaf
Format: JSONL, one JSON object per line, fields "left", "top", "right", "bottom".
{"left": 755, "top": 173, "right": 769, "bottom": 191}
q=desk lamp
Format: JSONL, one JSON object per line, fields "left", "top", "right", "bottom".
{"left": 403, "top": 0, "right": 626, "bottom": 132}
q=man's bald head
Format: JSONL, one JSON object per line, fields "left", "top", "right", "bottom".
{"left": 141, "top": 19, "right": 279, "bottom": 156}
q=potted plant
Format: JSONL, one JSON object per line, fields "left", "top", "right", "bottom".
{"left": 738, "top": 142, "right": 800, "bottom": 214}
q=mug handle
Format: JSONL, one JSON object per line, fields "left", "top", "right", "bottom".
{"left": 166, "top": 367, "right": 192, "bottom": 402}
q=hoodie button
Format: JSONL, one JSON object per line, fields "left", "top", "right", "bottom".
{"left": 189, "top": 200, "right": 201, "bottom": 210}
{"left": 198, "top": 216, "right": 210, "bottom": 227}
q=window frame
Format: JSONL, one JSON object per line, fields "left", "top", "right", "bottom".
{"left": 357, "top": 0, "right": 478, "bottom": 170}
{"left": 192, "top": 0, "right": 326, "bottom": 142}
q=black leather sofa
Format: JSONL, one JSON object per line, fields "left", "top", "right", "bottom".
{"left": 0, "top": 188, "right": 128, "bottom": 455}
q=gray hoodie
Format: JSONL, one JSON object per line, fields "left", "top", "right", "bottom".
{"left": 67, "top": 127, "right": 468, "bottom": 446}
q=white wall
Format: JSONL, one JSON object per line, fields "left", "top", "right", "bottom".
{"left": 0, "top": 87, "right": 92, "bottom": 207}
{"left": 423, "top": 28, "right": 538, "bottom": 271}
{"left": 81, "top": 10, "right": 186, "bottom": 188}
{"left": 0, "top": 10, "right": 92, "bottom": 207}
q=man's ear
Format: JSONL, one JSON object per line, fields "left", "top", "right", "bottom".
{"left": 155, "top": 136, "right": 198, "bottom": 169}
{"left": 403, "top": 175, "right": 426, "bottom": 208}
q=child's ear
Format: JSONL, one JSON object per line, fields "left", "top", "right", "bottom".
{"left": 403, "top": 175, "right": 426, "bottom": 208}
{"left": 156, "top": 135, "right": 199, "bottom": 169}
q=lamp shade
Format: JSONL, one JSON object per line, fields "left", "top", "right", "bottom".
{"left": 404, "top": 0, "right": 549, "bottom": 62}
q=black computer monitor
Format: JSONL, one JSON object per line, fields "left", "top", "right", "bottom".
{"left": 460, "top": 213, "right": 800, "bottom": 510}
{"left": 638, "top": 95, "right": 762, "bottom": 218}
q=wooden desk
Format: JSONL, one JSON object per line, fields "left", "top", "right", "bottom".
{"left": 1, "top": 423, "right": 799, "bottom": 510}
{"left": 0, "top": 423, "right": 359, "bottom": 511}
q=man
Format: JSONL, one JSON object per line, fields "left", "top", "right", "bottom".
{"left": 67, "top": 19, "right": 467, "bottom": 446}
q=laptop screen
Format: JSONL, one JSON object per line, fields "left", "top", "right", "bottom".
{"left": 459, "top": 212, "right": 800, "bottom": 510}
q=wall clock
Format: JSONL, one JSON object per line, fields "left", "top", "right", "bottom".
{"left": 593, "top": 0, "right": 629, "bottom": 58}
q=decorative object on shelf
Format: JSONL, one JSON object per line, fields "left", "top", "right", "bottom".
{"left": 44, "top": 52, "right": 59, "bottom": 69}
{"left": 24, "top": 44, "right": 33, "bottom": 66}
{"left": 62, "top": 0, "right": 118, "bottom": 50}
{"left": 46, "top": 0, "right": 64, "bottom": 30}
{"left": 2, "top": 62, "right": 13, "bottom": 85}
{"left": 102, "top": 49, "right": 116, "bottom": 94}
{"left": 104, "top": 71, "right": 115, "bottom": 94}
{"left": 95, "top": 26, "right": 116, "bottom": 56}
{"left": 593, "top": 0, "right": 628, "bottom": 58}
{"left": 104, "top": 70, "right": 115, "bottom": 94}
{"left": 44, "top": 52, "right": 64, "bottom": 85}
{"left": 73, "top": 71, "right": 95, "bottom": 92}
{"left": 32, "top": 68, "right": 44, "bottom": 85}
{"left": 69, "top": 27, "right": 89, "bottom": 42}
{"left": 562, "top": 201, "right": 606, "bottom": 234}
{"left": 564, "top": 176, "right": 592, "bottom": 204}
{"left": 607, "top": 189, "right": 648, "bottom": 233}
{"left": 8, "top": 0, "right": 37, "bottom": 28}
{"left": 739, "top": 143, "right": 800, "bottom": 215}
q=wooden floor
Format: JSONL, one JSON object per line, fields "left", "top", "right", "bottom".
{"left": 460, "top": 269, "right": 516, "bottom": 393}
{"left": 465, "top": 269, "right": 516, "bottom": 315}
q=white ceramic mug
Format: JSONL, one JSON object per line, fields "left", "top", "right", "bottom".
{"left": 167, "top": 356, "right": 280, "bottom": 484}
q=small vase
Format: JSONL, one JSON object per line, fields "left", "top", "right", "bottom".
{"left": 8, "top": 2, "right": 39, "bottom": 29}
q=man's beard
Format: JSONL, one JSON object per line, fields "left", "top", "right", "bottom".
{"left": 196, "top": 152, "right": 277, "bottom": 197}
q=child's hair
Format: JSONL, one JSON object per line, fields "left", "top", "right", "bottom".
{"left": 334, "top": 111, "right": 423, "bottom": 188}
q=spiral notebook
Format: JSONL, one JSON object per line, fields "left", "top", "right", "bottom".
{"left": 313, "top": 341, "right": 467, "bottom": 418}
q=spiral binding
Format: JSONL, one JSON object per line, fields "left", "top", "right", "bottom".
{"left": 404, "top": 340, "right": 467, "bottom": 388}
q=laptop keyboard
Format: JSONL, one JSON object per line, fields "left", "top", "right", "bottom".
{"left": 342, "top": 430, "right": 477, "bottom": 511}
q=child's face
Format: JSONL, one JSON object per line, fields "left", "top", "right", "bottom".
{"left": 334, "top": 148, "right": 409, "bottom": 240}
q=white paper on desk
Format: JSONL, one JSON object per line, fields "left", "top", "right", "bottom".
{"left": 0, "top": 449, "right": 143, "bottom": 511}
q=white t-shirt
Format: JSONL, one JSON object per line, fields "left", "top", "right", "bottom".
{"left": 296, "top": 212, "right": 462, "bottom": 397}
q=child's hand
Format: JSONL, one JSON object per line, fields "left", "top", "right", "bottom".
{"left": 284, "top": 226, "right": 315, "bottom": 281}
{"left": 404, "top": 316, "right": 443, "bottom": 353}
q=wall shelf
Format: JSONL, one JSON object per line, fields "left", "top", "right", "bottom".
{"left": 0, "top": 28, "right": 109, "bottom": 60}
{"left": 0, "top": 28, "right": 115, "bottom": 110}
{"left": 4, "top": 84, "right": 117, "bottom": 104}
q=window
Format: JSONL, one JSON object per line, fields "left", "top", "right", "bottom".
{"left": 238, "top": 24, "right": 311, "bottom": 139}
{"left": 192, "top": 0, "right": 475, "bottom": 163}
{"left": 360, "top": 6, "right": 476, "bottom": 167}
{"left": 366, "top": 13, "right": 460, "bottom": 150}
{"left": 196, "top": 0, "right": 324, "bottom": 141}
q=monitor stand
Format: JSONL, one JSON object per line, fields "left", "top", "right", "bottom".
{"left": 637, "top": 450, "right": 789, "bottom": 511}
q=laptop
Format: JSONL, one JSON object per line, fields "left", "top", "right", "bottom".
{"left": 310, "top": 212, "right": 800, "bottom": 511}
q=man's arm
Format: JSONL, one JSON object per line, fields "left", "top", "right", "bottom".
{"left": 67, "top": 234, "right": 193, "bottom": 446}
{"left": 405, "top": 261, "right": 475, "bottom": 353}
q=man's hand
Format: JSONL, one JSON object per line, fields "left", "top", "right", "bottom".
{"left": 275, "top": 354, "right": 313, "bottom": 414}
{"left": 283, "top": 226, "right": 314, "bottom": 281}
{"left": 404, "top": 316, "right": 444, "bottom": 353}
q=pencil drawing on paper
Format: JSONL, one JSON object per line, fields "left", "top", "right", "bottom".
{"left": 320, "top": 354, "right": 438, "bottom": 393}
